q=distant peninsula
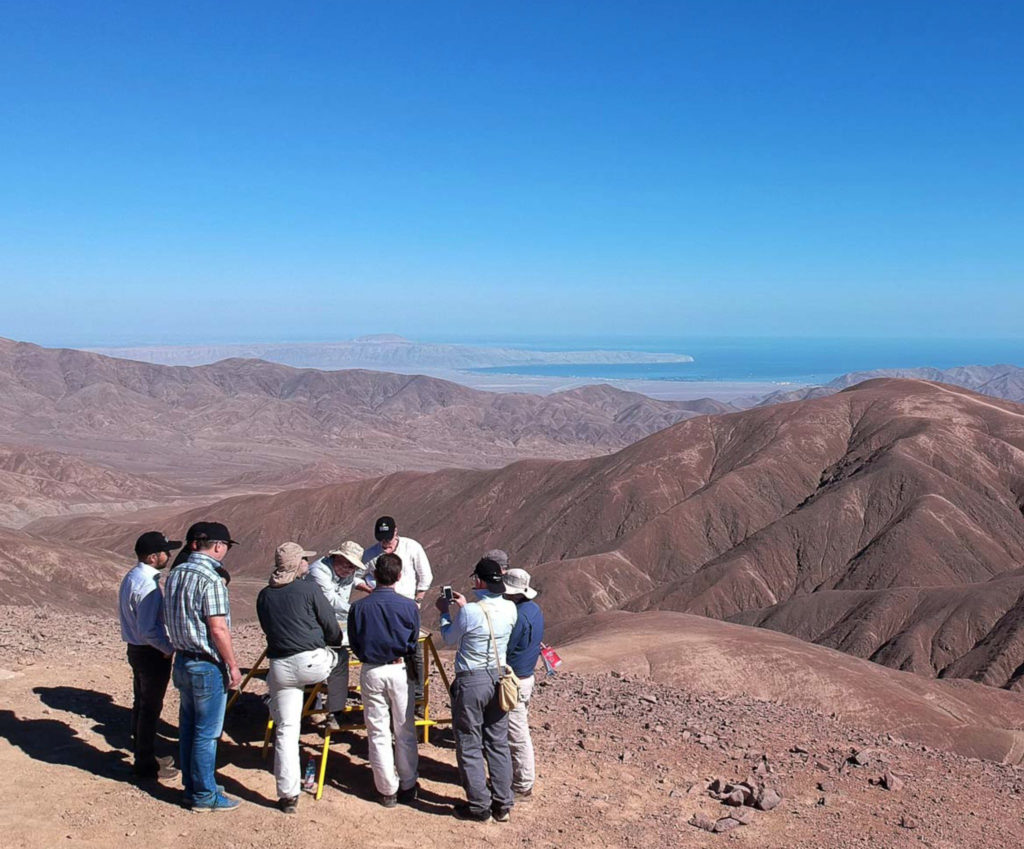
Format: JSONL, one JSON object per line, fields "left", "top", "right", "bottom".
{"left": 87, "top": 335, "right": 694, "bottom": 371}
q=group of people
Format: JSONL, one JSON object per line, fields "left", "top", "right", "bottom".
{"left": 117, "top": 514, "right": 545, "bottom": 822}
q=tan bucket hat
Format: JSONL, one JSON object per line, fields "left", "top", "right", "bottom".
{"left": 275, "top": 541, "right": 317, "bottom": 570}
{"left": 328, "top": 540, "right": 364, "bottom": 571}
{"left": 503, "top": 568, "right": 537, "bottom": 599}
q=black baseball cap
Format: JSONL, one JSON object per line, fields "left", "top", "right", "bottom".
{"left": 473, "top": 557, "right": 505, "bottom": 590}
{"left": 374, "top": 515, "right": 396, "bottom": 542}
{"left": 135, "top": 531, "right": 182, "bottom": 560}
{"left": 187, "top": 521, "right": 239, "bottom": 546}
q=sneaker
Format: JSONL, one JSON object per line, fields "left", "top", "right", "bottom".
{"left": 453, "top": 803, "right": 492, "bottom": 822}
{"left": 321, "top": 713, "right": 342, "bottom": 734}
{"left": 397, "top": 783, "right": 419, "bottom": 805}
{"left": 514, "top": 787, "right": 533, "bottom": 799}
{"left": 192, "top": 794, "right": 240, "bottom": 813}
{"left": 278, "top": 796, "right": 299, "bottom": 815}
{"left": 491, "top": 804, "right": 511, "bottom": 823}
{"left": 183, "top": 784, "right": 225, "bottom": 809}
{"left": 379, "top": 793, "right": 398, "bottom": 808}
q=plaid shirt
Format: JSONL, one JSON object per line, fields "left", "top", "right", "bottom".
{"left": 162, "top": 552, "right": 231, "bottom": 661}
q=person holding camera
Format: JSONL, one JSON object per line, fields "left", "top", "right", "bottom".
{"left": 437, "top": 557, "right": 518, "bottom": 822}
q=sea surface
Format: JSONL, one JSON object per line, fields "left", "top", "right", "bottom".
{"left": 462, "top": 337, "right": 1024, "bottom": 385}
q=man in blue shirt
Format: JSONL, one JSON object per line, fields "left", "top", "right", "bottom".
{"left": 503, "top": 568, "right": 544, "bottom": 798}
{"left": 348, "top": 552, "right": 420, "bottom": 807}
{"left": 118, "top": 531, "right": 181, "bottom": 780}
{"left": 438, "top": 556, "right": 518, "bottom": 822}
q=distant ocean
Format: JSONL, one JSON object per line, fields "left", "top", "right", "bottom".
{"left": 462, "top": 337, "right": 1024, "bottom": 385}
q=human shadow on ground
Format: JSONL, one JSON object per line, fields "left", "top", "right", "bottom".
{"left": 311, "top": 730, "right": 462, "bottom": 816}
{"left": 0, "top": 709, "right": 181, "bottom": 805}
{"left": 34, "top": 685, "right": 176, "bottom": 753}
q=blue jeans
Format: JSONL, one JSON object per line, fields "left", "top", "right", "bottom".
{"left": 172, "top": 655, "right": 227, "bottom": 806}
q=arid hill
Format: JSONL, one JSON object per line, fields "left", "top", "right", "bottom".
{"left": 0, "top": 337, "right": 711, "bottom": 498}
{"left": 753, "top": 363, "right": 1024, "bottom": 407}
{"left": 32, "top": 378, "right": 1024, "bottom": 691}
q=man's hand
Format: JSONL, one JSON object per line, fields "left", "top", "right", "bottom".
{"left": 227, "top": 665, "right": 243, "bottom": 689}
{"left": 450, "top": 590, "right": 467, "bottom": 609}
{"left": 434, "top": 595, "right": 449, "bottom": 614}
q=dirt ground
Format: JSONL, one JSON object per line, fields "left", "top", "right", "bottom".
{"left": 3, "top": 607, "right": 1024, "bottom": 849}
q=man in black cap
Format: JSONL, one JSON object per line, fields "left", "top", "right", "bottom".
{"left": 359, "top": 515, "right": 433, "bottom": 710}
{"left": 118, "top": 531, "right": 182, "bottom": 779}
{"left": 162, "top": 521, "right": 243, "bottom": 812}
{"left": 437, "top": 557, "right": 518, "bottom": 822}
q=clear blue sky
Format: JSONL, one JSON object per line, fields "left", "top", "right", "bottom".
{"left": 1, "top": 1, "right": 1021, "bottom": 347}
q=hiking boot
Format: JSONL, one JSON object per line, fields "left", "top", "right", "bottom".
{"left": 134, "top": 758, "right": 180, "bottom": 781}
{"left": 192, "top": 793, "right": 240, "bottom": 813}
{"left": 397, "top": 783, "right": 419, "bottom": 805}
{"left": 491, "top": 804, "right": 511, "bottom": 823}
{"left": 453, "top": 803, "right": 492, "bottom": 822}
{"left": 514, "top": 787, "right": 533, "bottom": 799}
{"left": 278, "top": 796, "right": 299, "bottom": 814}
{"left": 321, "top": 713, "right": 343, "bottom": 734}
{"left": 379, "top": 793, "right": 398, "bottom": 808}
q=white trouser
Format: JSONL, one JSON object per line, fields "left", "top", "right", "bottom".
{"left": 360, "top": 662, "right": 418, "bottom": 796}
{"left": 507, "top": 673, "right": 536, "bottom": 792}
{"left": 267, "top": 647, "right": 337, "bottom": 798}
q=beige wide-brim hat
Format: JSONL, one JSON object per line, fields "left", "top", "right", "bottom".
{"left": 327, "top": 540, "right": 364, "bottom": 571}
{"left": 275, "top": 541, "right": 317, "bottom": 570}
{"left": 503, "top": 568, "right": 537, "bottom": 599}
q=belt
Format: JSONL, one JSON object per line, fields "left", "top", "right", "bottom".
{"left": 180, "top": 650, "right": 220, "bottom": 664}
{"left": 455, "top": 668, "right": 499, "bottom": 679}
{"left": 365, "top": 658, "right": 405, "bottom": 666}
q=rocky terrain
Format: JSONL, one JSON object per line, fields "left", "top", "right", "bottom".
{"left": 2, "top": 606, "right": 1023, "bottom": 849}
{"left": 86, "top": 334, "right": 694, "bottom": 370}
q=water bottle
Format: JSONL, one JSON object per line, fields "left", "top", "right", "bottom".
{"left": 302, "top": 756, "right": 316, "bottom": 793}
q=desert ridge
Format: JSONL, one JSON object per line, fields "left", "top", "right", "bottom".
{"left": 20, "top": 376, "right": 1024, "bottom": 696}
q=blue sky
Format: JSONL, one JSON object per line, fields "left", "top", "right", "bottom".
{"left": 1, "top": 1, "right": 1022, "bottom": 347}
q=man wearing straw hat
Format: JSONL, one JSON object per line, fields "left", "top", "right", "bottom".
{"left": 305, "top": 540, "right": 365, "bottom": 731}
{"left": 257, "top": 542, "right": 340, "bottom": 814}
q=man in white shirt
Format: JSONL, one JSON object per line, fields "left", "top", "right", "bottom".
{"left": 118, "top": 531, "right": 181, "bottom": 780}
{"left": 359, "top": 516, "right": 432, "bottom": 706}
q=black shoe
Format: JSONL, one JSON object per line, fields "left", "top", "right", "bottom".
{"left": 321, "top": 713, "right": 342, "bottom": 735}
{"left": 379, "top": 793, "right": 398, "bottom": 808}
{"left": 491, "top": 805, "right": 511, "bottom": 823}
{"left": 397, "top": 783, "right": 419, "bottom": 805}
{"left": 278, "top": 796, "right": 299, "bottom": 814}
{"left": 453, "top": 803, "right": 492, "bottom": 822}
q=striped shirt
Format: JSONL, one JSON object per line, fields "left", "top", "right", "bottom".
{"left": 162, "top": 553, "right": 231, "bottom": 661}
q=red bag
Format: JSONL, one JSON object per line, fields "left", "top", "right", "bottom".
{"left": 540, "top": 643, "right": 561, "bottom": 671}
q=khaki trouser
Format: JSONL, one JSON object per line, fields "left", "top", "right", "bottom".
{"left": 507, "top": 673, "right": 536, "bottom": 792}
{"left": 360, "top": 661, "right": 419, "bottom": 796}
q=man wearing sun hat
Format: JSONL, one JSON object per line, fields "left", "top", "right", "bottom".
{"left": 119, "top": 530, "right": 182, "bottom": 780}
{"left": 257, "top": 542, "right": 341, "bottom": 814}
{"left": 503, "top": 568, "right": 544, "bottom": 799}
{"left": 305, "top": 540, "right": 365, "bottom": 731}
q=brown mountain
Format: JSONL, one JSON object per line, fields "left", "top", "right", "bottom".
{"left": 32, "top": 377, "right": 1024, "bottom": 690}
{"left": 0, "top": 337, "right": 709, "bottom": 496}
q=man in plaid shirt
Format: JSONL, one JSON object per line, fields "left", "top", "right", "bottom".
{"left": 163, "top": 521, "right": 242, "bottom": 812}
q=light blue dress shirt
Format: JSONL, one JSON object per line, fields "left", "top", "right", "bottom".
{"left": 440, "top": 590, "right": 518, "bottom": 673}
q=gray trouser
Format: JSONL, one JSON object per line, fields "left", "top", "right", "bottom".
{"left": 451, "top": 668, "right": 513, "bottom": 815}
{"left": 326, "top": 645, "right": 350, "bottom": 713}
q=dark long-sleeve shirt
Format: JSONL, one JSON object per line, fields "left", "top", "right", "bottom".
{"left": 347, "top": 586, "right": 420, "bottom": 665}
{"left": 257, "top": 579, "right": 341, "bottom": 659}
{"left": 506, "top": 598, "right": 544, "bottom": 679}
